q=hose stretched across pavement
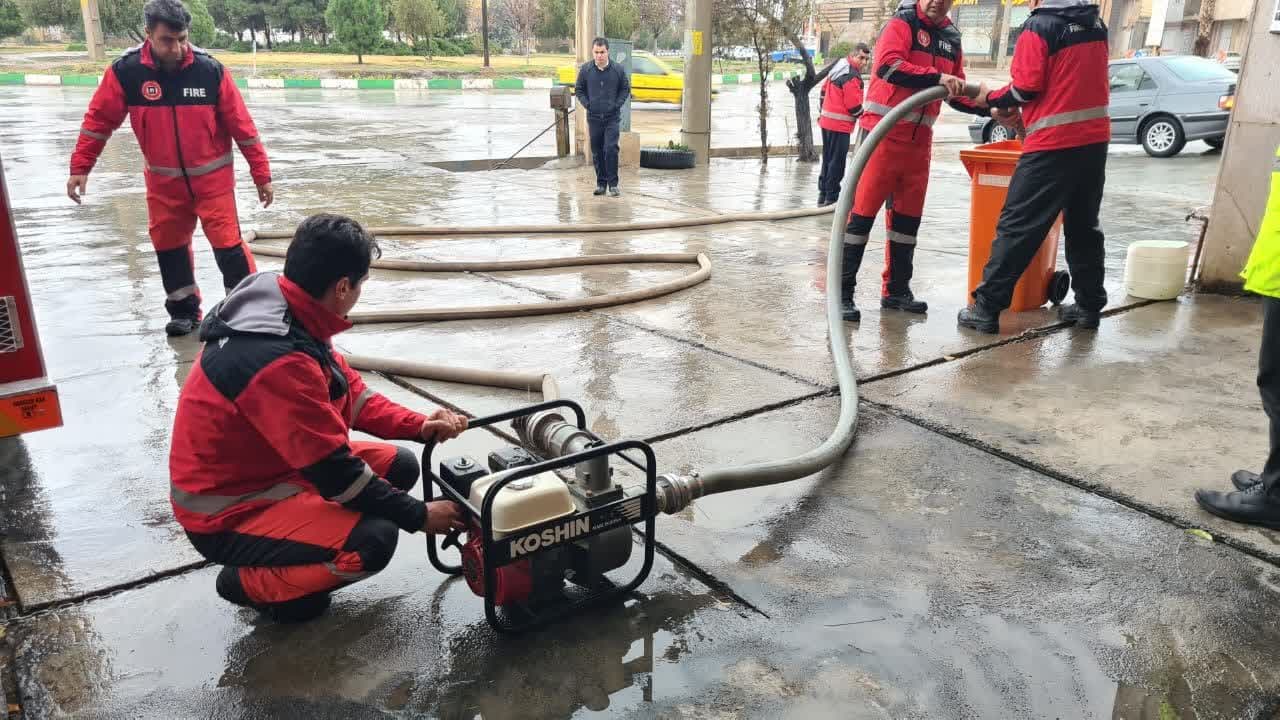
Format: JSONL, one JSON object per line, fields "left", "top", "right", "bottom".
{"left": 658, "top": 85, "right": 973, "bottom": 511}
{"left": 248, "top": 85, "right": 972, "bottom": 513}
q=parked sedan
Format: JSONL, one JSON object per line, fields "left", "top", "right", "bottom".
{"left": 968, "top": 55, "right": 1236, "bottom": 157}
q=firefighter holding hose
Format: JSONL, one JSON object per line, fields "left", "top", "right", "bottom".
{"left": 67, "top": 0, "right": 273, "bottom": 337}
{"left": 839, "top": 0, "right": 991, "bottom": 323}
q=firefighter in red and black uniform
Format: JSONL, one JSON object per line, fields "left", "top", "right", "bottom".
{"left": 839, "top": 0, "right": 990, "bottom": 322}
{"left": 67, "top": 0, "right": 273, "bottom": 338}
{"left": 958, "top": 0, "right": 1110, "bottom": 334}
{"left": 816, "top": 43, "right": 871, "bottom": 207}
{"left": 169, "top": 214, "right": 468, "bottom": 623}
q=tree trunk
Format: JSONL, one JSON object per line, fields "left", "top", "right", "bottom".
{"left": 765, "top": 16, "right": 828, "bottom": 162}
{"left": 358, "top": 51, "right": 364, "bottom": 63}
{"left": 265, "top": 24, "right": 273, "bottom": 49}
{"left": 756, "top": 50, "right": 770, "bottom": 163}
{"left": 1192, "top": 0, "right": 1215, "bottom": 56}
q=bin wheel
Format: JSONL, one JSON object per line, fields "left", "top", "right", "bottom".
{"left": 1049, "top": 270, "right": 1070, "bottom": 305}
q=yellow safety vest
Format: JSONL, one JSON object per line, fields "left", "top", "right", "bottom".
{"left": 1241, "top": 145, "right": 1280, "bottom": 299}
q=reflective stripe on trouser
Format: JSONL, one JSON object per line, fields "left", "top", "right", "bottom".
{"left": 183, "top": 442, "right": 419, "bottom": 605}
{"left": 147, "top": 190, "right": 255, "bottom": 317}
{"left": 844, "top": 138, "right": 930, "bottom": 297}
{"left": 820, "top": 110, "right": 855, "bottom": 123}
{"left": 1025, "top": 106, "right": 1108, "bottom": 135}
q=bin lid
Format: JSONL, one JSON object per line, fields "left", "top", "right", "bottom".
{"left": 959, "top": 139, "right": 1025, "bottom": 179}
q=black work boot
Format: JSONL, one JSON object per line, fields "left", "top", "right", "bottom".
{"left": 841, "top": 242, "right": 866, "bottom": 322}
{"left": 593, "top": 184, "right": 606, "bottom": 196}
{"left": 957, "top": 304, "right": 1000, "bottom": 334}
{"left": 1232, "top": 470, "right": 1262, "bottom": 490}
{"left": 1058, "top": 304, "right": 1101, "bottom": 329}
{"left": 1195, "top": 482, "right": 1280, "bottom": 530}
{"left": 881, "top": 242, "right": 927, "bottom": 314}
{"left": 881, "top": 292, "right": 928, "bottom": 314}
{"left": 819, "top": 193, "right": 835, "bottom": 207}
{"left": 165, "top": 316, "right": 200, "bottom": 337}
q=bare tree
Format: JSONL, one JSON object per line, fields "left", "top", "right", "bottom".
{"left": 726, "top": 0, "right": 784, "bottom": 162}
{"left": 636, "top": 0, "right": 681, "bottom": 51}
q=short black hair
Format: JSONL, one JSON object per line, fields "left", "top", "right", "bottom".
{"left": 592, "top": 37, "right": 609, "bottom": 49}
{"left": 144, "top": 0, "right": 192, "bottom": 32}
{"left": 283, "top": 214, "right": 382, "bottom": 299}
{"left": 856, "top": 43, "right": 871, "bottom": 54}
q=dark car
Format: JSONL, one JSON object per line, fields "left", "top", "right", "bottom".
{"left": 968, "top": 55, "right": 1236, "bottom": 157}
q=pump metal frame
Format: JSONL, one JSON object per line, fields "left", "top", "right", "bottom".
{"left": 422, "top": 399, "right": 658, "bottom": 633}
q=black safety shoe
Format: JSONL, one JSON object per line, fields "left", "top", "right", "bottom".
{"left": 957, "top": 304, "right": 1000, "bottom": 334}
{"left": 842, "top": 298, "right": 861, "bottom": 322}
{"left": 593, "top": 185, "right": 606, "bottom": 196}
{"left": 881, "top": 292, "right": 927, "bottom": 314}
{"left": 264, "top": 593, "right": 333, "bottom": 624}
{"left": 1195, "top": 482, "right": 1280, "bottom": 530}
{"left": 165, "top": 317, "right": 200, "bottom": 337}
{"left": 608, "top": 186, "right": 620, "bottom": 197}
{"left": 819, "top": 194, "right": 835, "bottom": 207}
{"left": 1058, "top": 304, "right": 1101, "bottom": 329}
{"left": 1232, "top": 470, "right": 1262, "bottom": 490}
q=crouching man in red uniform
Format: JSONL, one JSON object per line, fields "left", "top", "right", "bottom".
{"left": 169, "top": 214, "right": 468, "bottom": 623}
{"left": 839, "top": 0, "right": 990, "bottom": 322}
{"left": 68, "top": 0, "right": 273, "bottom": 338}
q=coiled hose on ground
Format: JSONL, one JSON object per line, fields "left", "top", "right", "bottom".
{"left": 244, "top": 84, "right": 972, "bottom": 513}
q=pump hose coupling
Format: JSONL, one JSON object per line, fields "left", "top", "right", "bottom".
{"left": 656, "top": 472, "right": 703, "bottom": 514}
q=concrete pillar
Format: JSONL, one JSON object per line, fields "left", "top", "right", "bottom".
{"left": 79, "top": 0, "right": 105, "bottom": 62}
{"left": 574, "top": 0, "right": 602, "bottom": 159}
{"left": 680, "top": 0, "right": 712, "bottom": 163}
{"left": 1197, "top": 0, "right": 1280, "bottom": 291}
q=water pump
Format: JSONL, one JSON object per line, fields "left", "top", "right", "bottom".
{"left": 423, "top": 399, "right": 658, "bottom": 633}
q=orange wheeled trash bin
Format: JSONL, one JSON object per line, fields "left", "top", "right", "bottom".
{"left": 959, "top": 139, "right": 1071, "bottom": 312}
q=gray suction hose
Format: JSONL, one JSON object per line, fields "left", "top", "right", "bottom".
{"left": 655, "top": 84, "right": 978, "bottom": 514}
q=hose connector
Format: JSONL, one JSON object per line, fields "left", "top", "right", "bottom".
{"left": 656, "top": 472, "right": 703, "bottom": 514}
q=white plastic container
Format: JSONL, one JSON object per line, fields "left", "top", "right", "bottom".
{"left": 468, "top": 470, "right": 576, "bottom": 538}
{"left": 1124, "top": 240, "right": 1189, "bottom": 300}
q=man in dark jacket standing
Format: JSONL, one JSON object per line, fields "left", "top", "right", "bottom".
{"left": 574, "top": 37, "right": 631, "bottom": 197}
{"left": 957, "top": 0, "right": 1111, "bottom": 334}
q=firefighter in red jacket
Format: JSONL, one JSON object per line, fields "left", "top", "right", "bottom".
{"left": 67, "top": 0, "right": 273, "bottom": 338}
{"left": 170, "top": 214, "right": 469, "bottom": 623}
{"left": 839, "top": 0, "right": 990, "bottom": 322}
{"left": 958, "top": 0, "right": 1110, "bottom": 333}
{"left": 816, "top": 43, "right": 871, "bottom": 207}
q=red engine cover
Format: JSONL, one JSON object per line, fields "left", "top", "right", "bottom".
{"left": 461, "top": 528, "right": 532, "bottom": 606}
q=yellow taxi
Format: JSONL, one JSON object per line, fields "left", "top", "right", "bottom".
{"left": 556, "top": 51, "right": 684, "bottom": 104}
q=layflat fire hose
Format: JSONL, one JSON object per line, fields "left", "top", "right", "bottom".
{"left": 653, "top": 84, "right": 978, "bottom": 513}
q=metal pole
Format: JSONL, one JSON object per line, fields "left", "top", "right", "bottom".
{"left": 679, "top": 0, "right": 712, "bottom": 163}
{"left": 482, "top": 0, "right": 491, "bottom": 67}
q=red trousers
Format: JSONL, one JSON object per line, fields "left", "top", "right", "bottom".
{"left": 148, "top": 190, "right": 257, "bottom": 320}
{"left": 187, "top": 441, "right": 417, "bottom": 605}
{"left": 845, "top": 138, "right": 930, "bottom": 296}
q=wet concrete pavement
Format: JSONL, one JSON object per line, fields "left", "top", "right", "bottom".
{"left": 1, "top": 87, "right": 1271, "bottom": 718}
